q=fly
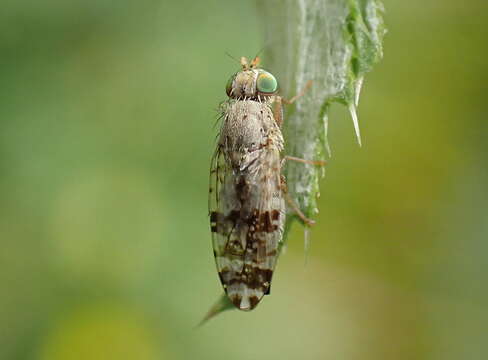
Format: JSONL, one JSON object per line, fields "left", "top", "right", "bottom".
{"left": 209, "top": 56, "right": 324, "bottom": 310}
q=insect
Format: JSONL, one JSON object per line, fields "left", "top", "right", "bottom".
{"left": 209, "top": 56, "right": 323, "bottom": 311}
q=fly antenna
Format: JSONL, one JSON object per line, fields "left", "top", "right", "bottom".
{"left": 225, "top": 52, "right": 240, "bottom": 65}
{"left": 253, "top": 45, "right": 267, "bottom": 60}
{"left": 250, "top": 56, "right": 261, "bottom": 69}
{"left": 250, "top": 44, "right": 268, "bottom": 67}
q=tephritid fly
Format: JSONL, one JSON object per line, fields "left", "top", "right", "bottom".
{"left": 209, "top": 56, "right": 324, "bottom": 311}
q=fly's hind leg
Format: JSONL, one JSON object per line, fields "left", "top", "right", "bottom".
{"left": 279, "top": 155, "right": 326, "bottom": 226}
{"left": 280, "top": 176, "right": 315, "bottom": 227}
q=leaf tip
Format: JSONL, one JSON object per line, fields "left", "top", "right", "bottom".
{"left": 197, "top": 293, "right": 235, "bottom": 328}
{"left": 348, "top": 103, "right": 362, "bottom": 147}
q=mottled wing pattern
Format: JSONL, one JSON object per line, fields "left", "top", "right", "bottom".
{"left": 209, "top": 100, "right": 285, "bottom": 311}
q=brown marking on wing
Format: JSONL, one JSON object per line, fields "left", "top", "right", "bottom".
{"left": 225, "top": 240, "right": 244, "bottom": 256}
{"left": 266, "top": 249, "right": 277, "bottom": 256}
{"left": 227, "top": 209, "right": 240, "bottom": 223}
{"left": 249, "top": 296, "right": 260, "bottom": 309}
{"left": 261, "top": 211, "right": 277, "bottom": 232}
{"left": 271, "top": 209, "right": 280, "bottom": 220}
{"left": 209, "top": 211, "right": 221, "bottom": 233}
{"left": 244, "top": 267, "right": 273, "bottom": 290}
{"left": 210, "top": 210, "right": 241, "bottom": 234}
{"left": 219, "top": 269, "right": 231, "bottom": 284}
{"left": 235, "top": 176, "right": 248, "bottom": 204}
{"left": 218, "top": 207, "right": 280, "bottom": 309}
{"left": 230, "top": 294, "right": 243, "bottom": 308}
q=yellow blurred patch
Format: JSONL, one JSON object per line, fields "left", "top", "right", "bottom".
{"left": 48, "top": 170, "right": 168, "bottom": 285}
{"left": 38, "top": 304, "right": 161, "bottom": 360}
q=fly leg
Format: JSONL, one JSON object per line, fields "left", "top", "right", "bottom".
{"left": 272, "top": 80, "right": 313, "bottom": 127}
{"left": 272, "top": 97, "right": 284, "bottom": 127}
{"left": 279, "top": 155, "right": 326, "bottom": 226}
{"left": 273, "top": 80, "right": 322, "bottom": 226}
{"left": 280, "top": 176, "right": 315, "bottom": 227}
{"left": 281, "top": 155, "right": 327, "bottom": 168}
{"left": 282, "top": 80, "right": 313, "bottom": 105}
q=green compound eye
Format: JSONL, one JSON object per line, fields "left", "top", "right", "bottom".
{"left": 256, "top": 71, "right": 278, "bottom": 94}
{"left": 226, "top": 74, "right": 236, "bottom": 96}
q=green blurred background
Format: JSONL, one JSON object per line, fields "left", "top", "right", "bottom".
{"left": 1, "top": 1, "right": 487, "bottom": 359}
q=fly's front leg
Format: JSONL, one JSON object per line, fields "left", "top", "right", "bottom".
{"left": 272, "top": 80, "right": 313, "bottom": 128}
{"left": 272, "top": 96, "right": 284, "bottom": 127}
{"left": 282, "top": 80, "right": 313, "bottom": 105}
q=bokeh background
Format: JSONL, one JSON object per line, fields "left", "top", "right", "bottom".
{"left": 1, "top": 1, "right": 487, "bottom": 359}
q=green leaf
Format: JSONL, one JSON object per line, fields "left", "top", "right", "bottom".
{"left": 203, "top": 0, "right": 385, "bottom": 322}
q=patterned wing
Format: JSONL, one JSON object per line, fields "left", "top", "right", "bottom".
{"left": 209, "top": 102, "right": 285, "bottom": 310}
{"left": 208, "top": 144, "right": 233, "bottom": 262}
